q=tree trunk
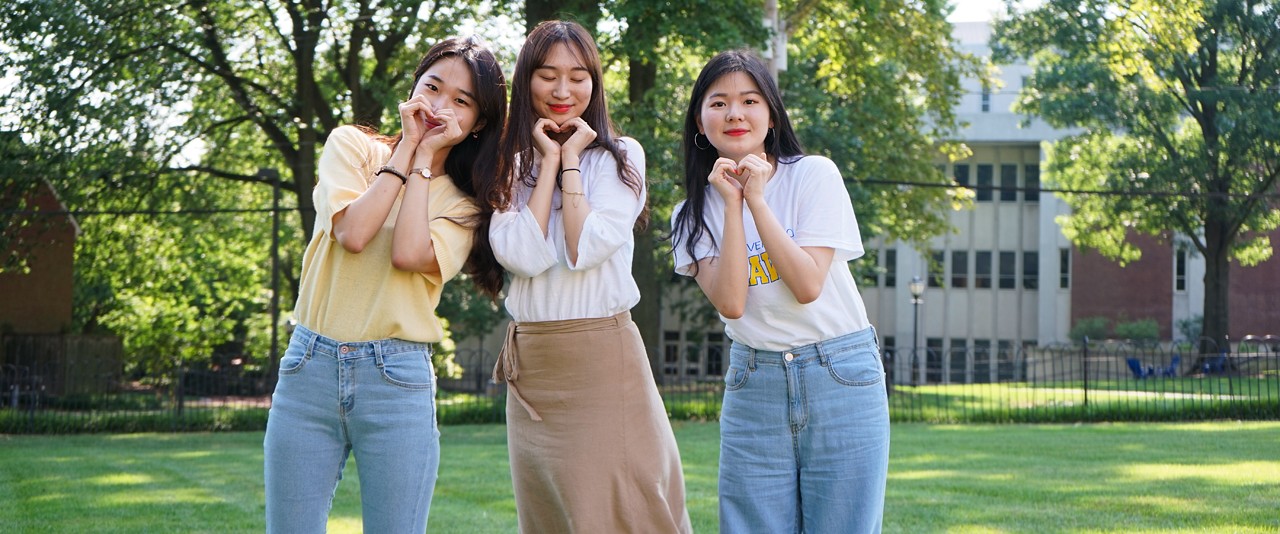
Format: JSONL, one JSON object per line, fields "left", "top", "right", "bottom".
{"left": 1200, "top": 219, "right": 1231, "bottom": 356}
{"left": 627, "top": 58, "right": 663, "bottom": 379}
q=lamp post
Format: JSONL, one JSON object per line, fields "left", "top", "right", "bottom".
{"left": 909, "top": 276, "right": 925, "bottom": 386}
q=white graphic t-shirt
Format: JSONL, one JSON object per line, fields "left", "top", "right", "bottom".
{"left": 672, "top": 155, "right": 872, "bottom": 351}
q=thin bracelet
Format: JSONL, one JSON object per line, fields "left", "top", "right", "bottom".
{"left": 561, "top": 190, "right": 585, "bottom": 208}
{"left": 558, "top": 168, "right": 581, "bottom": 178}
{"left": 376, "top": 165, "right": 407, "bottom": 184}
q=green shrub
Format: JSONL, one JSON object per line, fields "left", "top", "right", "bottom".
{"left": 1069, "top": 316, "right": 1110, "bottom": 342}
{"left": 1113, "top": 318, "right": 1160, "bottom": 346}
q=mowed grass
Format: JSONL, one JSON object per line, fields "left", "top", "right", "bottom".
{"left": 1, "top": 421, "right": 1277, "bottom": 533}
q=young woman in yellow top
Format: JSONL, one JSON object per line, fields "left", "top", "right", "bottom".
{"left": 263, "top": 37, "right": 506, "bottom": 533}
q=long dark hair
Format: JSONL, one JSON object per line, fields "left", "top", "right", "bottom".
{"left": 365, "top": 36, "right": 509, "bottom": 299}
{"left": 670, "top": 50, "right": 804, "bottom": 276}
{"left": 497, "top": 20, "right": 646, "bottom": 225}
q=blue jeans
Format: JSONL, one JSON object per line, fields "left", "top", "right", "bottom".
{"left": 719, "top": 327, "right": 890, "bottom": 534}
{"left": 264, "top": 325, "right": 440, "bottom": 534}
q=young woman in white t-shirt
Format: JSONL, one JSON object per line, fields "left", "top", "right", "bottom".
{"left": 670, "top": 49, "right": 890, "bottom": 534}
{"left": 487, "top": 20, "right": 690, "bottom": 533}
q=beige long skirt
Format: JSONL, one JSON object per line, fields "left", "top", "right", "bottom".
{"left": 493, "top": 312, "right": 691, "bottom": 534}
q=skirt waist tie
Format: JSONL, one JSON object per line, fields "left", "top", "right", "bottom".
{"left": 491, "top": 312, "right": 631, "bottom": 423}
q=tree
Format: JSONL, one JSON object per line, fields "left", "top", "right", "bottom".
{"left": 2, "top": 0, "right": 979, "bottom": 381}
{"left": 524, "top": 0, "right": 981, "bottom": 370}
{"left": 993, "top": 0, "right": 1280, "bottom": 352}
{"left": 0, "top": 1, "right": 496, "bottom": 368}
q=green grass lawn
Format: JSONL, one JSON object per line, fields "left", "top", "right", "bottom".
{"left": 2, "top": 421, "right": 1278, "bottom": 533}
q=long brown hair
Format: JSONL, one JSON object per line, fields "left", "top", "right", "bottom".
{"left": 496, "top": 20, "right": 646, "bottom": 227}
{"left": 362, "top": 36, "right": 509, "bottom": 299}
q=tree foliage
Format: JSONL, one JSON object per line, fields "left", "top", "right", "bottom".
{"left": 993, "top": 0, "right": 1280, "bottom": 347}
{"left": 1, "top": 0, "right": 979, "bottom": 376}
{"left": 0, "top": 0, "right": 494, "bottom": 369}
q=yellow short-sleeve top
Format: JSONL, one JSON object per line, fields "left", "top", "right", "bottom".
{"left": 293, "top": 125, "right": 478, "bottom": 343}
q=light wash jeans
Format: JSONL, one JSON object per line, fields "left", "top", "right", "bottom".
{"left": 264, "top": 325, "right": 440, "bottom": 534}
{"left": 719, "top": 326, "right": 890, "bottom": 534}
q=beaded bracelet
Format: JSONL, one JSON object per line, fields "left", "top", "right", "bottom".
{"left": 376, "top": 165, "right": 407, "bottom": 184}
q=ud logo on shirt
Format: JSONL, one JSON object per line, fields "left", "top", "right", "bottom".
{"left": 745, "top": 228, "right": 796, "bottom": 287}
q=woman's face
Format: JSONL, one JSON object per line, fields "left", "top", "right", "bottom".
{"left": 698, "top": 71, "right": 772, "bottom": 162}
{"left": 411, "top": 56, "right": 484, "bottom": 144}
{"left": 529, "top": 42, "right": 593, "bottom": 125}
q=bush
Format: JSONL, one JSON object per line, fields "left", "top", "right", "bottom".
{"left": 1069, "top": 317, "right": 1110, "bottom": 343}
{"left": 1114, "top": 318, "right": 1160, "bottom": 346}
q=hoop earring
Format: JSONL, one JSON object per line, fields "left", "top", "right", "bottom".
{"left": 471, "top": 131, "right": 480, "bottom": 139}
{"left": 694, "top": 132, "right": 711, "bottom": 150}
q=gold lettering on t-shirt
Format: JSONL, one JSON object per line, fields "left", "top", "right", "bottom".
{"left": 748, "top": 252, "right": 778, "bottom": 286}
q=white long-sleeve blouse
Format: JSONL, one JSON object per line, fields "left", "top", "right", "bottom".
{"left": 490, "top": 137, "right": 647, "bottom": 322}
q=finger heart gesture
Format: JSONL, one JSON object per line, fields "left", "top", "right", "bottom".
{"left": 558, "top": 117, "right": 597, "bottom": 155}
{"left": 398, "top": 95, "right": 435, "bottom": 144}
{"left": 737, "top": 153, "right": 773, "bottom": 200}
{"left": 419, "top": 108, "right": 463, "bottom": 151}
{"left": 707, "top": 157, "right": 745, "bottom": 202}
{"left": 532, "top": 118, "right": 565, "bottom": 158}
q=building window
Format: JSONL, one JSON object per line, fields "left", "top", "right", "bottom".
{"left": 951, "top": 250, "right": 968, "bottom": 289}
{"left": 998, "top": 251, "right": 1016, "bottom": 289}
{"left": 929, "top": 250, "right": 945, "bottom": 288}
{"left": 1000, "top": 164, "right": 1018, "bottom": 202}
{"left": 859, "top": 249, "right": 878, "bottom": 287}
{"left": 997, "top": 339, "right": 1015, "bottom": 380}
{"left": 885, "top": 249, "right": 897, "bottom": 288}
{"left": 973, "top": 339, "right": 992, "bottom": 383}
{"left": 954, "top": 164, "right": 970, "bottom": 189}
{"left": 663, "top": 331, "right": 681, "bottom": 376}
{"left": 1059, "top": 248, "right": 1071, "bottom": 289}
{"left": 1025, "top": 164, "right": 1040, "bottom": 202}
{"left": 976, "top": 164, "right": 993, "bottom": 202}
{"left": 706, "top": 332, "right": 725, "bottom": 376}
{"left": 950, "top": 338, "right": 968, "bottom": 383}
{"left": 975, "top": 251, "right": 992, "bottom": 289}
{"left": 1023, "top": 251, "right": 1039, "bottom": 290}
{"left": 981, "top": 88, "right": 991, "bottom": 112}
{"left": 926, "top": 337, "right": 944, "bottom": 383}
{"left": 1175, "top": 248, "right": 1187, "bottom": 292}
{"left": 684, "top": 337, "right": 701, "bottom": 377}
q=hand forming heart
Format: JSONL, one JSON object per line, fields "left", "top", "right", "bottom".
{"left": 533, "top": 117, "right": 596, "bottom": 159}
{"left": 399, "top": 95, "right": 437, "bottom": 144}
{"left": 708, "top": 153, "right": 772, "bottom": 203}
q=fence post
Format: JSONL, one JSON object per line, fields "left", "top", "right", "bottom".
{"left": 1082, "top": 336, "right": 1089, "bottom": 409}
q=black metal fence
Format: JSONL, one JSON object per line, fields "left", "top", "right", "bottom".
{"left": 3, "top": 335, "right": 1277, "bottom": 433}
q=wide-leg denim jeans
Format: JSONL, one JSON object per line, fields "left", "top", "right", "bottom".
{"left": 719, "top": 326, "right": 890, "bottom": 534}
{"left": 264, "top": 325, "right": 440, "bottom": 534}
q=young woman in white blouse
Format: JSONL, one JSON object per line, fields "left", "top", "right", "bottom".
{"left": 670, "top": 50, "right": 890, "bottom": 533}
{"left": 487, "top": 20, "right": 690, "bottom": 534}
